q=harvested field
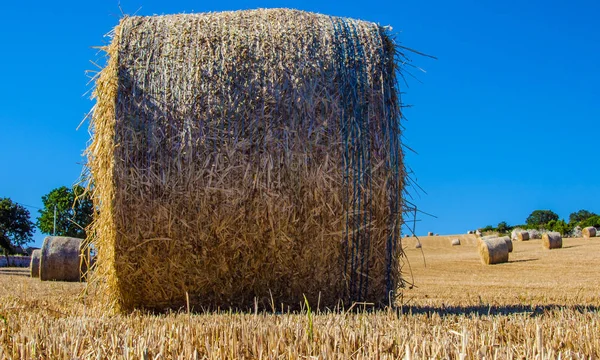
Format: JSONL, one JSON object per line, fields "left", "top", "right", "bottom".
{"left": 0, "top": 237, "right": 598, "bottom": 358}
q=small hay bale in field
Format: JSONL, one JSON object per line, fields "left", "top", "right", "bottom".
{"left": 415, "top": 242, "right": 422, "bottom": 249}
{"left": 87, "top": 9, "right": 408, "bottom": 312}
{"left": 40, "top": 237, "right": 87, "bottom": 282}
{"left": 427, "top": 232, "right": 434, "bottom": 236}
{"left": 467, "top": 230, "right": 474, "bottom": 234}
{"left": 517, "top": 231, "right": 530, "bottom": 241}
{"left": 404, "top": 234, "right": 410, "bottom": 238}
{"left": 29, "top": 249, "right": 41, "bottom": 278}
{"left": 542, "top": 232, "right": 562, "bottom": 249}
{"left": 582, "top": 227, "right": 597, "bottom": 238}
{"left": 528, "top": 229, "right": 541, "bottom": 239}
{"left": 450, "top": 238, "right": 460, "bottom": 246}
{"left": 478, "top": 238, "right": 509, "bottom": 265}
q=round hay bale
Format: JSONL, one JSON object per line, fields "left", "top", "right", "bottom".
{"left": 496, "top": 236, "right": 513, "bottom": 253}
{"left": 404, "top": 234, "right": 409, "bottom": 238}
{"left": 87, "top": 9, "right": 408, "bottom": 311}
{"left": 450, "top": 238, "right": 460, "bottom": 246}
{"left": 39, "top": 236, "right": 87, "bottom": 282}
{"left": 582, "top": 227, "right": 597, "bottom": 238}
{"left": 542, "top": 232, "right": 562, "bottom": 249}
{"left": 516, "top": 231, "right": 529, "bottom": 241}
{"left": 478, "top": 238, "right": 509, "bottom": 265}
{"left": 30, "top": 249, "right": 41, "bottom": 278}
{"left": 427, "top": 232, "right": 434, "bottom": 236}
{"left": 415, "top": 242, "right": 422, "bottom": 249}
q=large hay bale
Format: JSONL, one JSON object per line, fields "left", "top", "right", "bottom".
{"left": 478, "top": 238, "right": 509, "bottom": 265}
{"left": 582, "top": 227, "right": 597, "bottom": 238}
{"left": 516, "top": 231, "right": 530, "bottom": 241}
{"left": 40, "top": 237, "right": 87, "bottom": 282}
{"left": 542, "top": 232, "right": 562, "bottom": 249}
{"left": 87, "top": 9, "right": 408, "bottom": 311}
{"left": 30, "top": 249, "right": 41, "bottom": 278}
{"left": 496, "top": 236, "right": 513, "bottom": 253}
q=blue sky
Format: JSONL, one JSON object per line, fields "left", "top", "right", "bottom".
{"left": 0, "top": 0, "right": 598, "bottom": 247}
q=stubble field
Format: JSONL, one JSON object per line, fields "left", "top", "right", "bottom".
{"left": 0, "top": 236, "right": 598, "bottom": 359}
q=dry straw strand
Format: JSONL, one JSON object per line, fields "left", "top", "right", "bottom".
{"left": 86, "top": 9, "right": 408, "bottom": 312}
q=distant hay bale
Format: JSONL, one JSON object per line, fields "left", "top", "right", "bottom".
{"left": 415, "top": 242, "right": 422, "bottom": 249}
{"left": 517, "top": 231, "right": 530, "bottom": 241}
{"left": 29, "top": 249, "right": 41, "bottom": 278}
{"left": 39, "top": 237, "right": 87, "bottom": 282}
{"left": 87, "top": 9, "right": 408, "bottom": 311}
{"left": 467, "top": 230, "right": 474, "bottom": 234}
{"left": 404, "top": 234, "right": 410, "bottom": 238}
{"left": 450, "top": 238, "right": 460, "bottom": 246}
{"left": 528, "top": 229, "right": 541, "bottom": 239}
{"left": 478, "top": 238, "right": 509, "bottom": 265}
{"left": 427, "top": 232, "right": 434, "bottom": 236}
{"left": 582, "top": 227, "right": 597, "bottom": 238}
{"left": 542, "top": 232, "right": 562, "bottom": 249}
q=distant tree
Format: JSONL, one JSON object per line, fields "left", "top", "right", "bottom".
{"left": 525, "top": 210, "right": 559, "bottom": 227}
{"left": 496, "top": 221, "right": 510, "bottom": 234}
{"left": 568, "top": 210, "right": 597, "bottom": 224}
{"left": 480, "top": 225, "right": 494, "bottom": 233}
{"left": 579, "top": 215, "right": 600, "bottom": 229}
{"left": 37, "top": 186, "right": 93, "bottom": 238}
{"left": 0, "top": 198, "right": 34, "bottom": 255}
{"left": 546, "top": 219, "right": 573, "bottom": 235}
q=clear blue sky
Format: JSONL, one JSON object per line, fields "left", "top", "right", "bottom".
{"left": 1, "top": 0, "right": 598, "bottom": 247}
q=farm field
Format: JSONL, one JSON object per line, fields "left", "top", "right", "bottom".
{"left": 0, "top": 236, "right": 599, "bottom": 359}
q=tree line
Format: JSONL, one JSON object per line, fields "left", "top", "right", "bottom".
{"left": 480, "top": 209, "right": 600, "bottom": 236}
{"left": 0, "top": 186, "right": 93, "bottom": 255}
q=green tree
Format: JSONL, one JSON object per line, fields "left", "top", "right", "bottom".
{"left": 579, "top": 215, "right": 600, "bottom": 228}
{"left": 0, "top": 198, "right": 34, "bottom": 254}
{"left": 525, "top": 210, "right": 559, "bottom": 227}
{"left": 37, "top": 186, "right": 93, "bottom": 238}
{"left": 568, "top": 209, "right": 597, "bottom": 224}
{"left": 546, "top": 219, "right": 573, "bottom": 235}
{"left": 496, "top": 221, "right": 510, "bottom": 234}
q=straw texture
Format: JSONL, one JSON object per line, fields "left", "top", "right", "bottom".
{"left": 478, "top": 238, "right": 509, "bottom": 265}
{"left": 582, "top": 227, "right": 596, "bottom": 239}
{"left": 40, "top": 237, "right": 87, "bottom": 282}
{"left": 542, "top": 232, "right": 562, "bottom": 250}
{"left": 87, "top": 9, "right": 407, "bottom": 312}
{"left": 30, "top": 249, "right": 41, "bottom": 278}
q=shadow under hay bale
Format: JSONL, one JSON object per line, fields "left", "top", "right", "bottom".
{"left": 582, "top": 227, "right": 597, "bottom": 239}
{"left": 87, "top": 9, "right": 408, "bottom": 312}
{"left": 30, "top": 249, "right": 41, "bottom": 278}
{"left": 542, "top": 232, "right": 562, "bottom": 249}
{"left": 478, "top": 238, "right": 509, "bottom": 265}
{"left": 40, "top": 237, "right": 88, "bottom": 282}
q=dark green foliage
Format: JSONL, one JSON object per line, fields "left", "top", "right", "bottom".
{"left": 0, "top": 198, "right": 34, "bottom": 254}
{"left": 545, "top": 219, "right": 573, "bottom": 235}
{"left": 496, "top": 221, "right": 511, "bottom": 234}
{"left": 37, "top": 186, "right": 93, "bottom": 238}
{"left": 526, "top": 210, "right": 559, "bottom": 227}
{"left": 579, "top": 215, "right": 600, "bottom": 229}
{"left": 569, "top": 210, "right": 597, "bottom": 225}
